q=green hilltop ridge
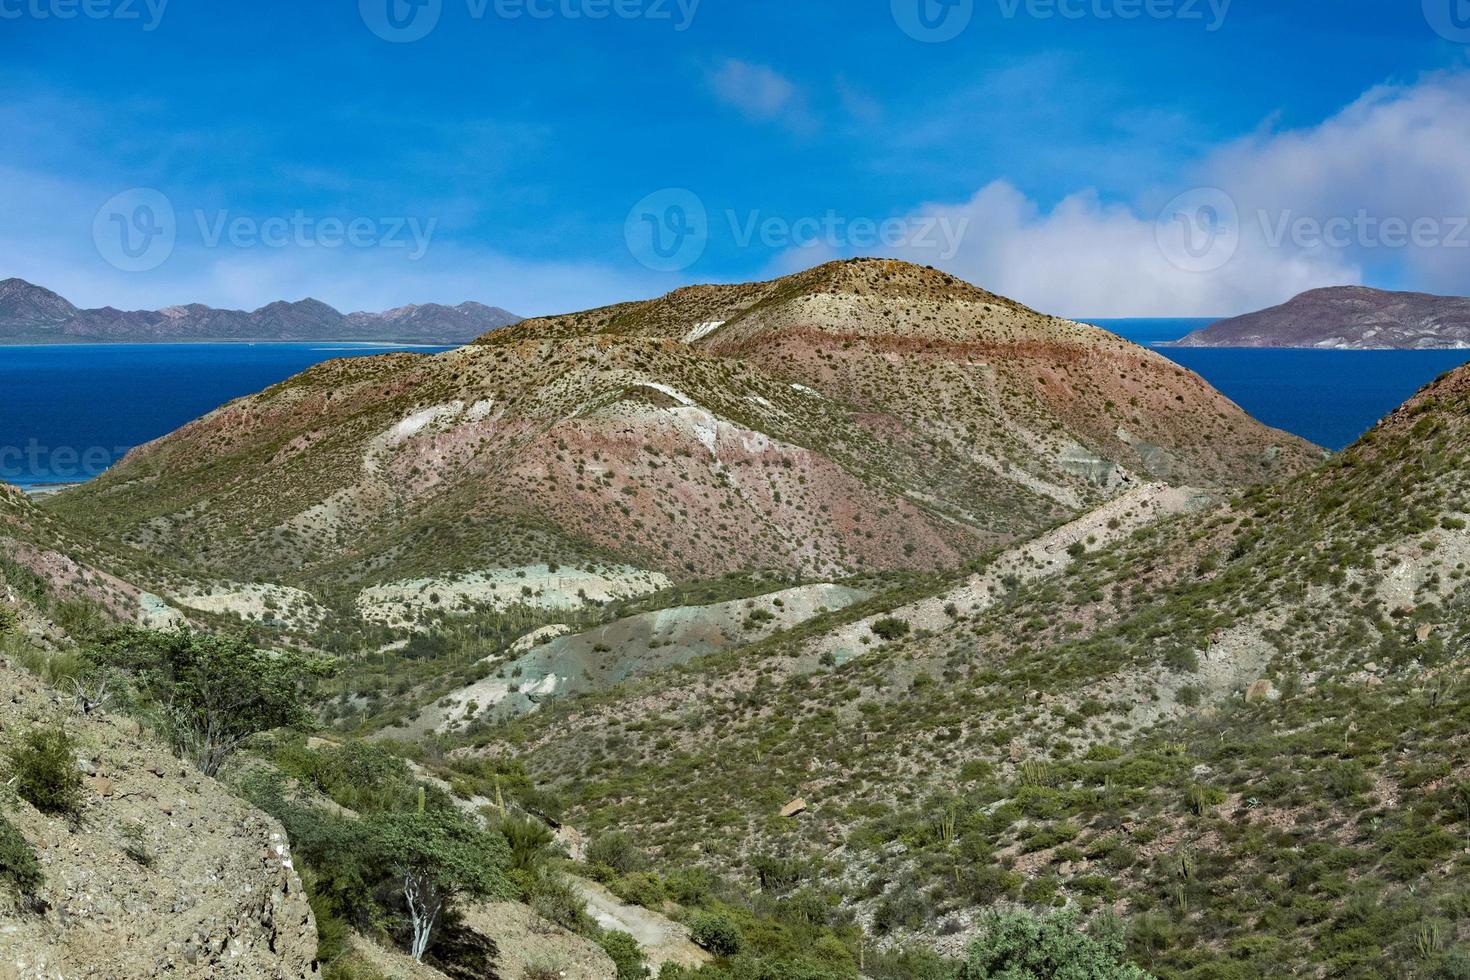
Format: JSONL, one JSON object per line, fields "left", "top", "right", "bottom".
{"left": 4, "top": 261, "right": 1467, "bottom": 978}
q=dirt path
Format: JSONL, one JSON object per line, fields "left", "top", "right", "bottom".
{"left": 571, "top": 877, "right": 711, "bottom": 970}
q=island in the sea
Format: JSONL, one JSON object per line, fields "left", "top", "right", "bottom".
{"left": 0, "top": 277, "right": 520, "bottom": 346}
{"left": 1172, "top": 285, "right": 1470, "bottom": 350}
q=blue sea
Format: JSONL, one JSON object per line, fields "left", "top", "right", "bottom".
{"left": 1091, "top": 319, "right": 1470, "bottom": 452}
{"left": 0, "top": 343, "right": 448, "bottom": 488}
{"left": 2, "top": 328, "right": 1468, "bottom": 489}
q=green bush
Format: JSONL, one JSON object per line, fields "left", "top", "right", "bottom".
{"left": 960, "top": 909, "right": 1153, "bottom": 980}
{"left": 0, "top": 814, "right": 43, "bottom": 897}
{"left": 611, "top": 871, "right": 667, "bottom": 910}
{"left": 586, "top": 831, "right": 645, "bottom": 876}
{"left": 871, "top": 618, "right": 911, "bottom": 642}
{"left": 598, "top": 930, "right": 649, "bottom": 980}
{"left": 528, "top": 873, "right": 591, "bottom": 932}
{"left": 690, "top": 910, "right": 744, "bottom": 956}
{"left": 8, "top": 727, "right": 84, "bottom": 818}
{"left": 92, "top": 627, "right": 331, "bottom": 776}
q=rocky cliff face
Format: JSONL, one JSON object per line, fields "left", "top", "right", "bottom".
{"left": 0, "top": 659, "right": 317, "bottom": 978}
{"left": 1174, "top": 285, "right": 1470, "bottom": 349}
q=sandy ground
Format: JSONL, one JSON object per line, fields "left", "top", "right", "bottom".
{"left": 571, "top": 878, "right": 710, "bottom": 971}
{"left": 357, "top": 563, "right": 674, "bottom": 629}
{"left": 173, "top": 582, "right": 327, "bottom": 630}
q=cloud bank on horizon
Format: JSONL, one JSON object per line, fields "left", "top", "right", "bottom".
{"left": 887, "top": 71, "right": 1470, "bottom": 318}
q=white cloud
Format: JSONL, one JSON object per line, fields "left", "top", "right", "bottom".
{"left": 707, "top": 60, "right": 813, "bottom": 133}
{"left": 888, "top": 71, "right": 1470, "bottom": 317}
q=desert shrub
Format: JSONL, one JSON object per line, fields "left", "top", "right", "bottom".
{"left": 244, "top": 772, "right": 511, "bottom": 963}
{"left": 611, "top": 871, "right": 667, "bottom": 910}
{"left": 752, "top": 853, "right": 807, "bottom": 894}
{"left": 874, "top": 891, "right": 931, "bottom": 934}
{"left": 871, "top": 618, "right": 911, "bottom": 642}
{"left": 1163, "top": 648, "right": 1199, "bottom": 673}
{"left": 528, "top": 872, "right": 591, "bottom": 932}
{"left": 961, "top": 909, "right": 1153, "bottom": 979}
{"left": 690, "top": 910, "right": 745, "bottom": 956}
{"left": 599, "top": 930, "right": 649, "bottom": 980}
{"left": 8, "top": 727, "right": 84, "bottom": 818}
{"left": 1185, "top": 785, "right": 1226, "bottom": 816}
{"left": 586, "top": 831, "right": 645, "bottom": 876}
{"left": 491, "top": 814, "right": 556, "bottom": 880}
{"left": 92, "top": 628, "right": 332, "bottom": 776}
{"left": 0, "top": 814, "right": 43, "bottom": 898}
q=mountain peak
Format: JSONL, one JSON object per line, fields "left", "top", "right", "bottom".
{"left": 0, "top": 277, "right": 80, "bottom": 329}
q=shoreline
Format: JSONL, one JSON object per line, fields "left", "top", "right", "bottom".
{"left": 0, "top": 339, "right": 457, "bottom": 349}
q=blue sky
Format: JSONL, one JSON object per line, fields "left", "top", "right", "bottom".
{"left": 3, "top": 0, "right": 1469, "bottom": 317}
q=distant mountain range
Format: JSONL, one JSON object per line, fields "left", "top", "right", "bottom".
{"left": 0, "top": 278, "right": 520, "bottom": 345}
{"left": 1173, "top": 285, "right": 1470, "bottom": 349}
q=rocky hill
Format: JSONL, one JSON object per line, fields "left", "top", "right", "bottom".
{"left": 11, "top": 263, "right": 1470, "bottom": 978}
{"left": 45, "top": 260, "right": 1316, "bottom": 638}
{"left": 477, "top": 359, "right": 1470, "bottom": 977}
{"left": 1173, "top": 285, "right": 1470, "bottom": 349}
{"left": 0, "top": 278, "right": 520, "bottom": 345}
{"left": 0, "top": 656, "right": 317, "bottom": 978}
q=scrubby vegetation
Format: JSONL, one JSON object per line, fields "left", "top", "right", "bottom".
{"left": 7, "top": 726, "right": 84, "bottom": 819}
{"left": 92, "top": 627, "right": 332, "bottom": 776}
{"left": 0, "top": 813, "right": 43, "bottom": 900}
{"left": 5, "top": 267, "right": 1470, "bottom": 978}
